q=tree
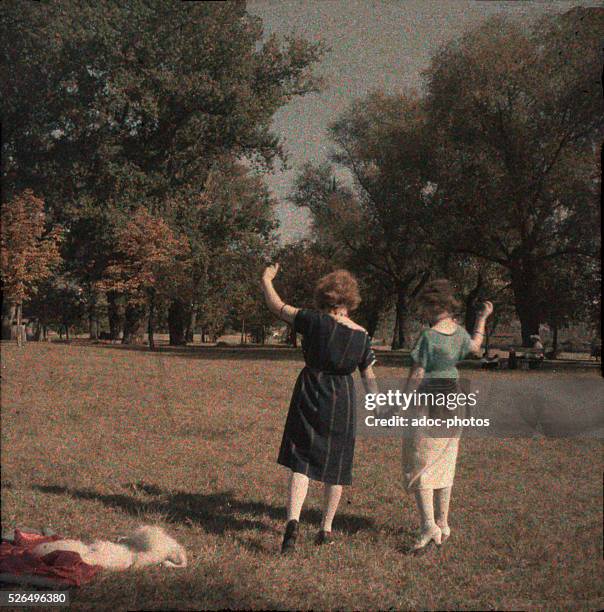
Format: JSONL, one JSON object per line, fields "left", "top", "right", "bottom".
{"left": 425, "top": 9, "right": 603, "bottom": 344}
{"left": 1, "top": 1, "right": 324, "bottom": 202}
{"left": 163, "top": 157, "right": 278, "bottom": 344}
{"left": 538, "top": 256, "right": 601, "bottom": 355}
{"left": 272, "top": 241, "right": 332, "bottom": 346}
{"left": 96, "top": 207, "right": 190, "bottom": 348}
{"left": 26, "top": 273, "right": 87, "bottom": 342}
{"left": 291, "top": 92, "right": 437, "bottom": 348}
{"left": 1, "top": 1, "right": 324, "bottom": 343}
{"left": 1, "top": 190, "right": 63, "bottom": 345}
{"left": 226, "top": 243, "right": 274, "bottom": 345}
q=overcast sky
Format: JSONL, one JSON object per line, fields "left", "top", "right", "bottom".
{"left": 247, "top": 0, "right": 600, "bottom": 242}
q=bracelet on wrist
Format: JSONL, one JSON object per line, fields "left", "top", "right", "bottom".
{"left": 473, "top": 331, "right": 484, "bottom": 336}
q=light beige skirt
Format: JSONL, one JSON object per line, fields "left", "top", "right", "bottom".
{"left": 402, "top": 378, "right": 462, "bottom": 491}
{"left": 403, "top": 435, "right": 459, "bottom": 491}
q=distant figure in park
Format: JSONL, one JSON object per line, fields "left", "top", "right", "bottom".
{"left": 481, "top": 350, "right": 500, "bottom": 370}
{"left": 530, "top": 335, "right": 544, "bottom": 354}
{"left": 261, "top": 264, "right": 377, "bottom": 554}
{"left": 508, "top": 346, "right": 518, "bottom": 369}
{"left": 403, "top": 279, "right": 492, "bottom": 554}
{"left": 527, "top": 334, "right": 545, "bottom": 368}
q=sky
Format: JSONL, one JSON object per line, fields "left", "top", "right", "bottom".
{"left": 247, "top": 0, "right": 600, "bottom": 242}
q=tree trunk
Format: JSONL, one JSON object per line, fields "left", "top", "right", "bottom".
{"left": 289, "top": 326, "right": 298, "bottom": 348}
{"left": 148, "top": 292, "right": 155, "bottom": 351}
{"left": 1, "top": 299, "right": 16, "bottom": 340}
{"left": 464, "top": 273, "right": 484, "bottom": 333}
{"left": 240, "top": 318, "right": 246, "bottom": 344}
{"left": 185, "top": 306, "right": 197, "bottom": 344}
{"left": 363, "top": 298, "right": 381, "bottom": 338}
{"left": 89, "top": 315, "right": 99, "bottom": 340}
{"left": 552, "top": 324, "right": 558, "bottom": 355}
{"left": 33, "top": 319, "right": 42, "bottom": 341}
{"left": 168, "top": 299, "right": 187, "bottom": 346}
{"left": 107, "top": 291, "right": 122, "bottom": 341}
{"left": 122, "top": 302, "right": 146, "bottom": 344}
{"left": 16, "top": 302, "right": 23, "bottom": 347}
{"left": 391, "top": 312, "right": 399, "bottom": 350}
{"left": 485, "top": 312, "right": 499, "bottom": 354}
{"left": 366, "top": 314, "right": 379, "bottom": 339}
{"left": 517, "top": 309, "right": 540, "bottom": 347}
{"left": 88, "top": 290, "right": 99, "bottom": 340}
{"left": 391, "top": 292, "right": 407, "bottom": 350}
{"left": 510, "top": 262, "right": 541, "bottom": 347}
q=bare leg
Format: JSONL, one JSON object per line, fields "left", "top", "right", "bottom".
{"left": 286, "top": 471, "right": 309, "bottom": 522}
{"left": 434, "top": 486, "right": 452, "bottom": 536}
{"left": 321, "top": 484, "right": 342, "bottom": 532}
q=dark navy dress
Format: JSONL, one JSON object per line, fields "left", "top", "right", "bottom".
{"left": 277, "top": 309, "right": 376, "bottom": 485}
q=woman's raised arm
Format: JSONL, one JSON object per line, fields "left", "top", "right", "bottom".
{"left": 467, "top": 301, "right": 493, "bottom": 355}
{"left": 261, "top": 263, "right": 299, "bottom": 325}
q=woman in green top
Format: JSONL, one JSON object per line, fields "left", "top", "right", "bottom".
{"left": 404, "top": 279, "right": 493, "bottom": 554}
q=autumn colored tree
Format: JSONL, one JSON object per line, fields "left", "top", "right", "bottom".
{"left": 1, "top": 190, "right": 63, "bottom": 345}
{"left": 97, "top": 207, "right": 190, "bottom": 348}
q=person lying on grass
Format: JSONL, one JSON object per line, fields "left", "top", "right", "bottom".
{"left": 261, "top": 263, "right": 377, "bottom": 554}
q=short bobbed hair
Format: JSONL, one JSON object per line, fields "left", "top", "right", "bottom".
{"left": 314, "top": 269, "right": 361, "bottom": 312}
{"left": 417, "top": 279, "right": 461, "bottom": 315}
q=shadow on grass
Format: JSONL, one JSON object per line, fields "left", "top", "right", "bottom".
{"left": 33, "top": 483, "right": 375, "bottom": 538}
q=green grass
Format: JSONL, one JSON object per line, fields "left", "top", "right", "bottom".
{"left": 1, "top": 341, "right": 602, "bottom": 610}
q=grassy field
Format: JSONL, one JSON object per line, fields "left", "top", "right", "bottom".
{"left": 1, "top": 341, "right": 602, "bottom": 611}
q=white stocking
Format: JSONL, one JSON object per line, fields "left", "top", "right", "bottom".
{"left": 321, "top": 484, "right": 342, "bottom": 532}
{"left": 414, "top": 488, "right": 436, "bottom": 531}
{"left": 286, "top": 471, "right": 309, "bottom": 522}
{"left": 434, "top": 486, "right": 452, "bottom": 530}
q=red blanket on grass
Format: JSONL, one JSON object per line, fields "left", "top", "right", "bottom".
{"left": 0, "top": 529, "right": 101, "bottom": 587}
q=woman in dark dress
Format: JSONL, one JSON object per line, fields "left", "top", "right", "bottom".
{"left": 261, "top": 264, "right": 377, "bottom": 554}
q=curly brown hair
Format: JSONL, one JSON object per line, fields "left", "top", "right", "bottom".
{"left": 314, "top": 269, "right": 361, "bottom": 312}
{"left": 417, "top": 279, "right": 461, "bottom": 316}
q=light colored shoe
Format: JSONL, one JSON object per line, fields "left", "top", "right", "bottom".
{"left": 438, "top": 524, "right": 451, "bottom": 545}
{"left": 409, "top": 524, "right": 442, "bottom": 554}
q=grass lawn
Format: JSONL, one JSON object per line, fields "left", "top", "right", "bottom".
{"left": 1, "top": 341, "right": 602, "bottom": 611}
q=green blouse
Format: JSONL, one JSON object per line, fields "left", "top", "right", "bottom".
{"left": 410, "top": 325, "right": 472, "bottom": 379}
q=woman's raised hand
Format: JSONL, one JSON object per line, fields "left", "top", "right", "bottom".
{"left": 479, "top": 300, "right": 494, "bottom": 318}
{"left": 262, "top": 263, "right": 280, "bottom": 282}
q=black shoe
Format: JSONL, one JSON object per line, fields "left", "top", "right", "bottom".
{"left": 315, "top": 530, "right": 334, "bottom": 545}
{"left": 281, "top": 520, "right": 299, "bottom": 554}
